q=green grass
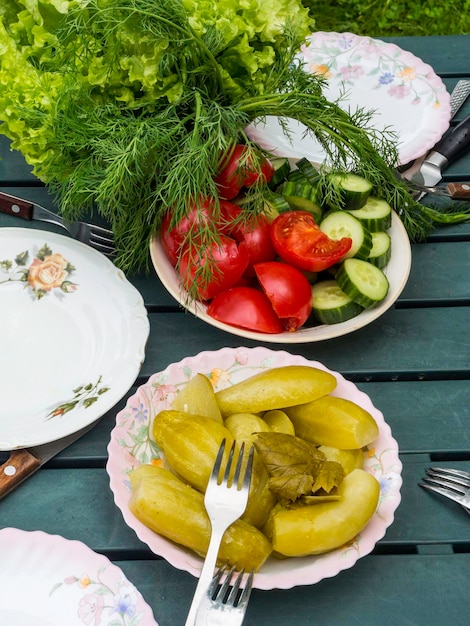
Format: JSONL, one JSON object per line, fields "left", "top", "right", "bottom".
{"left": 303, "top": 0, "right": 470, "bottom": 37}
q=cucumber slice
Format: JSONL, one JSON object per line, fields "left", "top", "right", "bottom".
{"left": 336, "top": 258, "right": 389, "bottom": 308}
{"left": 269, "top": 157, "right": 291, "bottom": 188}
{"left": 368, "top": 231, "right": 391, "bottom": 268}
{"left": 284, "top": 195, "right": 322, "bottom": 222}
{"left": 268, "top": 195, "right": 291, "bottom": 213}
{"left": 287, "top": 169, "right": 307, "bottom": 182}
{"left": 328, "top": 173, "right": 372, "bottom": 210}
{"left": 320, "top": 211, "right": 372, "bottom": 260}
{"left": 311, "top": 280, "right": 363, "bottom": 324}
{"left": 295, "top": 158, "right": 321, "bottom": 185}
{"left": 348, "top": 197, "right": 392, "bottom": 232}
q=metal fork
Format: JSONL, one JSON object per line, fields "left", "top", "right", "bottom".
{"left": 0, "top": 191, "right": 115, "bottom": 257}
{"left": 195, "top": 565, "right": 254, "bottom": 626}
{"left": 420, "top": 467, "right": 470, "bottom": 515}
{"left": 184, "top": 439, "right": 254, "bottom": 626}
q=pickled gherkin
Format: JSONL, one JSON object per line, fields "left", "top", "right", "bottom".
{"left": 129, "top": 465, "right": 272, "bottom": 571}
{"left": 271, "top": 469, "right": 380, "bottom": 556}
{"left": 215, "top": 365, "right": 337, "bottom": 416}
{"left": 172, "top": 373, "right": 222, "bottom": 423}
{"left": 285, "top": 395, "right": 379, "bottom": 449}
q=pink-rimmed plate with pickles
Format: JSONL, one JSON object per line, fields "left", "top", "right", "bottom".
{"left": 107, "top": 346, "right": 402, "bottom": 590}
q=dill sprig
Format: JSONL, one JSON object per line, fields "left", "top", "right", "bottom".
{"left": 29, "top": 0, "right": 470, "bottom": 278}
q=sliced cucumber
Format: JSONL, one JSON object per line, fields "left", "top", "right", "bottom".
{"left": 286, "top": 168, "right": 306, "bottom": 182}
{"left": 320, "top": 210, "right": 372, "bottom": 260}
{"left": 336, "top": 258, "right": 389, "bottom": 308}
{"left": 368, "top": 231, "right": 391, "bottom": 268}
{"left": 284, "top": 195, "right": 322, "bottom": 222}
{"left": 328, "top": 173, "right": 372, "bottom": 210}
{"left": 295, "top": 158, "right": 321, "bottom": 185}
{"left": 348, "top": 196, "right": 392, "bottom": 232}
{"left": 269, "top": 157, "right": 291, "bottom": 188}
{"left": 311, "top": 279, "right": 363, "bottom": 324}
{"left": 268, "top": 194, "right": 291, "bottom": 213}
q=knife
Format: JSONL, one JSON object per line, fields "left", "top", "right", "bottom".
{"left": 403, "top": 112, "right": 470, "bottom": 188}
{"left": 0, "top": 421, "right": 99, "bottom": 500}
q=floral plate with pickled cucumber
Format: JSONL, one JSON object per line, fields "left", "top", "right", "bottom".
{"left": 107, "top": 347, "right": 402, "bottom": 590}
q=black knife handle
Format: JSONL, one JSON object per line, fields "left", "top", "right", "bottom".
{"left": 0, "top": 191, "right": 34, "bottom": 220}
{"left": 433, "top": 113, "right": 470, "bottom": 162}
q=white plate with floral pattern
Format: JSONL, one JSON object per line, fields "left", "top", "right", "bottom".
{"left": 0, "top": 228, "right": 149, "bottom": 450}
{"left": 246, "top": 31, "right": 451, "bottom": 166}
{"left": 0, "top": 528, "right": 157, "bottom": 625}
{"left": 107, "top": 346, "right": 402, "bottom": 590}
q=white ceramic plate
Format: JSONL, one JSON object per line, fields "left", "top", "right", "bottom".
{"left": 0, "top": 228, "right": 149, "bottom": 450}
{"left": 150, "top": 211, "right": 411, "bottom": 343}
{"left": 246, "top": 31, "right": 451, "bottom": 166}
{"left": 0, "top": 528, "right": 157, "bottom": 625}
{"left": 107, "top": 346, "right": 402, "bottom": 590}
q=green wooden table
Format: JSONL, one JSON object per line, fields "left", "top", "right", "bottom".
{"left": 1, "top": 34, "right": 469, "bottom": 626}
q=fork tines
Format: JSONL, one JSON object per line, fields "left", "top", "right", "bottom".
{"left": 209, "top": 565, "right": 254, "bottom": 610}
{"left": 420, "top": 466, "right": 470, "bottom": 510}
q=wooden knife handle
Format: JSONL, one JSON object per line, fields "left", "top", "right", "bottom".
{"left": 0, "top": 191, "right": 34, "bottom": 219}
{"left": 0, "top": 450, "right": 42, "bottom": 499}
{"left": 447, "top": 182, "right": 470, "bottom": 199}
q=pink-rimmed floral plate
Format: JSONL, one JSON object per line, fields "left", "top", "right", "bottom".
{"left": 0, "top": 528, "right": 157, "bottom": 625}
{"left": 0, "top": 228, "right": 149, "bottom": 450}
{"left": 107, "top": 346, "right": 402, "bottom": 590}
{"left": 247, "top": 31, "right": 451, "bottom": 166}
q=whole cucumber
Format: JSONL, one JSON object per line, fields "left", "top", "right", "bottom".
{"left": 130, "top": 465, "right": 272, "bottom": 571}
{"left": 215, "top": 365, "right": 337, "bottom": 416}
{"left": 272, "top": 469, "right": 380, "bottom": 556}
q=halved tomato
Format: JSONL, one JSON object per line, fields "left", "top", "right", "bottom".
{"left": 271, "top": 211, "right": 352, "bottom": 272}
{"left": 226, "top": 210, "right": 276, "bottom": 275}
{"left": 254, "top": 261, "right": 312, "bottom": 331}
{"left": 207, "top": 286, "right": 283, "bottom": 334}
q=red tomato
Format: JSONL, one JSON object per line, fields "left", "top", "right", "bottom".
{"left": 160, "top": 199, "right": 216, "bottom": 266}
{"left": 207, "top": 286, "right": 283, "bottom": 334}
{"left": 226, "top": 210, "right": 276, "bottom": 275}
{"left": 178, "top": 235, "right": 250, "bottom": 301}
{"left": 271, "top": 211, "right": 352, "bottom": 272}
{"left": 160, "top": 199, "right": 237, "bottom": 266}
{"left": 254, "top": 261, "right": 312, "bottom": 332}
{"left": 215, "top": 145, "right": 274, "bottom": 200}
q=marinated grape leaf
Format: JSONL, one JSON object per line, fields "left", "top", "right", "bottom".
{"left": 312, "top": 460, "right": 345, "bottom": 493}
{"left": 253, "top": 432, "right": 344, "bottom": 503}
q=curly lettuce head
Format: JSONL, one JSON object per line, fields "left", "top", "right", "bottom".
{"left": 0, "top": 0, "right": 312, "bottom": 173}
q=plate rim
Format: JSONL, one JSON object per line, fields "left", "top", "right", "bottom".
{"left": 0, "top": 227, "right": 150, "bottom": 450}
{"left": 107, "top": 346, "right": 403, "bottom": 590}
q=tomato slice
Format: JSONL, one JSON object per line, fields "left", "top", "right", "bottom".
{"left": 178, "top": 235, "right": 249, "bottom": 301}
{"left": 254, "top": 261, "right": 312, "bottom": 331}
{"left": 215, "top": 144, "right": 274, "bottom": 200}
{"left": 270, "top": 211, "right": 352, "bottom": 272}
{"left": 207, "top": 286, "right": 283, "bottom": 334}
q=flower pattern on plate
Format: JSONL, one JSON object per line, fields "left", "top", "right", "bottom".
{"left": 0, "top": 242, "right": 78, "bottom": 300}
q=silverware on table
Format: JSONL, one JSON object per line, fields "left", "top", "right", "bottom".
{"left": 195, "top": 565, "right": 254, "bottom": 626}
{"left": 0, "top": 421, "right": 99, "bottom": 500}
{"left": 401, "top": 80, "right": 470, "bottom": 198}
{"left": 0, "top": 191, "right": 115, "bottom": 257}
{"left": 420, "top": 467, "right": 470, "bottom": 514}
{"left": 185, "top": 439, "right": 254, "bottom": 626}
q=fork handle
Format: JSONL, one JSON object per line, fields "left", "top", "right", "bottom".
{"left": 0, "top": 192, "right": 34, "bottom": 220}
{"left": 184, "top": 525, "right": 227, "bottom": 626}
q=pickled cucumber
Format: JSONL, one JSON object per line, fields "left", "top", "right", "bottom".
{"left": 215, "top": 366, "right": 337, "bottom": 416}
{"left": 272, "top": 469, "right": 380, "bottom": 556}
{"left": 129, "top": 465, "right": 272, "bottom": 571}
{"left": 172, "top": 373, "right": 222, "bottom": 423}
{"left": 285, "top": 395, "right": 379, "bottom": 448}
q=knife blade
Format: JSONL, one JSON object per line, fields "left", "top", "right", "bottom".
{"left": 0, "top": 421, "right": 98, "bottom": 500}
{"left": 405, "top": 112, "right": 470, "bottom": 187}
